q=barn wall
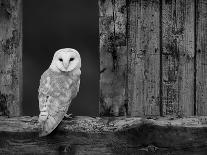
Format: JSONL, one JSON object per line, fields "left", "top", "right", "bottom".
{"left": 99, "top": 0, "right": 207, "bottom": 117}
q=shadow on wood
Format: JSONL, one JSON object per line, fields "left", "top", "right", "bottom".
{"left": 1, "top": 116, "right": 207, "bottom": 154}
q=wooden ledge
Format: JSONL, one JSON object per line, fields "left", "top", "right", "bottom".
{"left": 1, "top": 116, "right": 207, "bottom": 154}
{"left": 1, "top": 116, "right": 207, "bottom": 132}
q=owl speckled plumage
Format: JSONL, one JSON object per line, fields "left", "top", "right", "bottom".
{"left": 38, "top": 48, "right": 81, "bottom": 137}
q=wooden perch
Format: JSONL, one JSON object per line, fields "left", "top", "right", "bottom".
{"left": 1, "top": 116, "right": 207, "bottom": 154}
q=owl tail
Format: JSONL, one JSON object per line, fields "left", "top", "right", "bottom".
{"left": 39, "top": 115, "right": 59, "bottom": 137}
{"left": 38, "top": 106, "right": 48, "bottom": 134}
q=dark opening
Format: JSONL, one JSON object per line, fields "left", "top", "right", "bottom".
{"left": 23, "top": 0, "right": 99, "bottom": 116}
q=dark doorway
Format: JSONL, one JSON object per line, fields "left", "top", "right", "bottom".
{"left": 23, "top": 0, "right": 99, "bottom": 116}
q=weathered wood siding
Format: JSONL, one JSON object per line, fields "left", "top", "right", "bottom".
{"left": 127, "top": 0, "right": 160, "bottom": 116}
{"left": 162, "top": 0, "right": 195, "bottom": 116}
{"left": 196, "top": 0, "right": 207, "bottom": 115}
{"left": 99, "top": 0, "right": 127, "bottom": 116}
{"left": 99, "top": 0, "right": 207, "bottom": 117}
{"left": 0, "top": 0, "right": 22, "bottom": 117}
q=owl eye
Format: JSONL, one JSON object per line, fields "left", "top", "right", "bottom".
{"left": 69, "top": 57, "right": 74, "bottom": 61}
{"left": 59, "top": 58, "right": 63, "bottom": 62}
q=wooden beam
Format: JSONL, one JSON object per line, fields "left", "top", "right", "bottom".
{"left": 0, "top": 0, "right": 22, "bottom": 116}
{"left": 1, "top": 116, "right": 207, "bottom": 154}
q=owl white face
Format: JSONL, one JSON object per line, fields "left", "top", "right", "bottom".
{"left": 49, "top": 48, "right": 81, "bottom": 72}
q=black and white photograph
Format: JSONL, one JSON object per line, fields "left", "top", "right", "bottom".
{"left": 0, "top": 0, "right": 207, "bottom": 154}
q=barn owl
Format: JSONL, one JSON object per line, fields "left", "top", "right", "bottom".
{"left": 38, "top": 48, "right": 81, "bottom": 137}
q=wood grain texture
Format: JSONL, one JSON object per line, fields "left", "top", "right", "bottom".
{"left": 162, "top": 0, "right": 195, "bottom": 116}
{"left": 2, "top": 116, "right": 207, "bottom": 133}
{"left": 0, "top": 0, "right": 22, "bottom": 116}
{"left": 196, "top": 0, "right": 207, "bottom": 115}
{"left": 2, "top": 116, "right": 207, "bottom": 154}
{"left": 99, "top": 0, "right": 127, "bottom": 116}
{"left": 127, "top": 0, "right": 160, "bottom": 116}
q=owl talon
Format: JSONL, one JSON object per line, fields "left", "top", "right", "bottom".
{"left": 38, "top": 111, "right": 48, "bottom": 122}
{"left": 64, "top": 113, "right": 73, "bottom": 119}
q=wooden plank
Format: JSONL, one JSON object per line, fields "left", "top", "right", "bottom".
{"left": 99, "top": 0, "right": 127, "bottom": 116}
{"left": 0, "top": 0, "right": 22, "bottom": 116}
{"left": 3, "top": 116, "right": 207, "bottom": 133}
{"left": 162, "top": 0, "right": 195, "bottom": 116}
{"left": 196, "top": 0, "right": 207, "bottom": 115}
{"left": 2, "top": 116, "right": 207, "bottom": 154}
{"left": 127, "top": 0, "right": 160, "bottom": 116}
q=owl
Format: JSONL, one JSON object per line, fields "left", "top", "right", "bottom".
{"left": 38, "top": 48, "right": 81, "bottom": 137}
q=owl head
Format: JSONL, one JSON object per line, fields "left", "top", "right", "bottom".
{"left": 49, "top": 48, "right": 81, "bottom": 72}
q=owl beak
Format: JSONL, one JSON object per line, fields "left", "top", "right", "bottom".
{"left": 63, "top": 62, "right": 69, "bottom": 70}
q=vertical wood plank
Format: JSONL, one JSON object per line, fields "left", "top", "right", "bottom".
{"left": 127, "top": 0, "right": 160, "bottom": 116}
{"left": 196, "top": 0, "right": 207, "bottom": 115}
{"left": 99, "top": 0, "right": 128, "bottom": 116}
{"left": 0, "top": 0, "right": 22, "bottom": 116}
{"left": 162, "top": 0, "right": 195, "bottom": 116}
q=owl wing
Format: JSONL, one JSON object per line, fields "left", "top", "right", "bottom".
{"left": 38, "top": 70, "right": 80, "bottom": 137}
{"left": 38, "top": 71, "right": 51, "bottom": 124}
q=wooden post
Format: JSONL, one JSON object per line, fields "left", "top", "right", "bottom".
{"left": 0, "top": 0, "right": 22, "bottom": 117}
